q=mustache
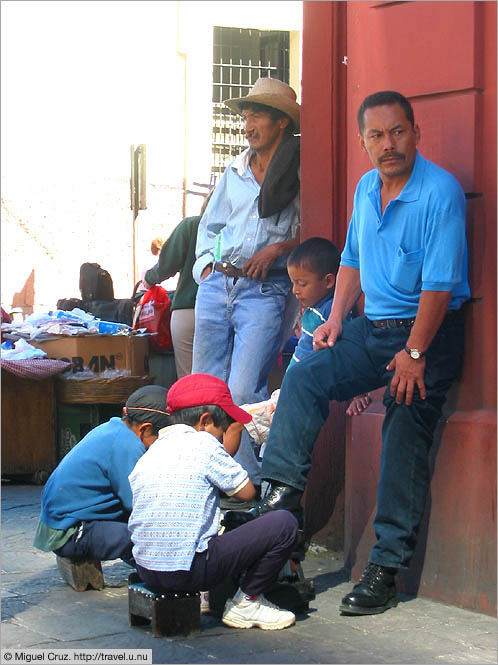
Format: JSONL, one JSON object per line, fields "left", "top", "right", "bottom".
{"left": 379, "top": 152, "right": 405, "bottom": 162}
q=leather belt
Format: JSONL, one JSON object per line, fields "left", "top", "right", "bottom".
{"left": 213, "top": 262, "right": 289, "bottom": 279}
{"left": 370, "top": 309, "right": 462, "bottom": 330}
{"left": 370, "top": 317, "right": 416, "bottom": 329}
{"left": 214, "top": 262, "right": 244, "bottom": 277}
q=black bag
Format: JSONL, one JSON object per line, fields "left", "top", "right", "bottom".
{"left": 56, "top": 298, "right": 85, "bottom": 311}
{"left": 79, "top": 263, "right": 114, "bottom": 302}
{"left": 82, "top": 299, "right": 135, "bottom": 326}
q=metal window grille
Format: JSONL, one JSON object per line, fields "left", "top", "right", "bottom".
{"left": 212, "top": 26, "right": 290, "bottom": 178}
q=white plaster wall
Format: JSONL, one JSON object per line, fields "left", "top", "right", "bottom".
{"left": 1, "top": 0, "right": 302, "bottom": 313}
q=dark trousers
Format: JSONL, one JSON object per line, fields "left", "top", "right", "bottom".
{"left": 261, "top": 311, "right": 465, "bottom": 569}
{"left": 55, "top": 520, "right": 133, "bottom": 561}
{"left": 136, "top": 510, "right": 298, "bottom": 597}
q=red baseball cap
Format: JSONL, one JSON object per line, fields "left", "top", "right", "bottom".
{"left": 166, "top": 374, "right": 252, "bottom": 424}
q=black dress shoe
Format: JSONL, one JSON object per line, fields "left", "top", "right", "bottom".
{"left": 248, "top": 483, "right": 304, "bottom": 527}
{"left": 340, "top": 563, "right": 398, "bottom": 615}
{"left": 223, "top": 483, "right": 304, "bottom": 530}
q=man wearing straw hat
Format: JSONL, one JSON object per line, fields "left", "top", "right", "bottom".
{"left": 192, "top": 77, "right": 301, "bottom": 490}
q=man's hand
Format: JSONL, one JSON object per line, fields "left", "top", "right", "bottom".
{"left": 243, "top": 245, "right": 280, "bottom": 280}
{"left": 313, "top": 318, "right": 343, "bottom": 350}
{"left": 200, "top": 264, "right": 213, "bottom": 281}
{"left": 387, "top": 350, "right": 426, "bottom": 405}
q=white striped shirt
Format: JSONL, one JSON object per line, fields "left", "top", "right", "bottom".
{"left": 128, "top": 424, "right": 248, "bottom": 571}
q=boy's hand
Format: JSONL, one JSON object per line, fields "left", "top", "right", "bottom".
{"left": 346, "top": 393, "right": 372, "bottom": 416}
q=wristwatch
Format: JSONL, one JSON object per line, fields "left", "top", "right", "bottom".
{"left": 405, "top": 346, "right": 425, "bottom": 360}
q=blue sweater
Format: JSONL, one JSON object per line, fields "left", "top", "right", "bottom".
{"left": 39, "top": 418, "right": 146, "bottom": 530}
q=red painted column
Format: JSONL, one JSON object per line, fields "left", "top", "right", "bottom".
{"left": 301, "top": 1, "right": 347, "bottom": 247}
{"left": 301, "top": 2, "right": 349, "bottom": 549}
{"left": 300, "top": 0, "right": 496, "bottom": 614}
{"left": 342, "top": 0, "right": 497, "bottom": 614}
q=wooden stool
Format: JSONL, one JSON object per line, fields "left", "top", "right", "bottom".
{"left": 128, "top": 572, "right": 201, "bottom": 638}
{"left": 56, "top": 555, "right": 104, "bottom": 591}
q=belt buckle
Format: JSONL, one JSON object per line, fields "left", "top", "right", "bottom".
{"left": 217, "top": 261, "right": 231, "bottom": 276}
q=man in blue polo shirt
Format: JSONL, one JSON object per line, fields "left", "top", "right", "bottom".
{"left": 237, "top": 90, "right": 469, "bottom": 615}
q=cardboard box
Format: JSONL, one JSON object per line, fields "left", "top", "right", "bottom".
{"left": 30, "top": 334, "right": 150, "bottom": 376}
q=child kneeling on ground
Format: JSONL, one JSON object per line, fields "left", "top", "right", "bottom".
{"left": 128, "top": 373, "right": 299, "bottom": 631}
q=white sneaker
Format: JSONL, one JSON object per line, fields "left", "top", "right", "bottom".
{"left": 222, "top": 588, "right": 296, "bottom": 630}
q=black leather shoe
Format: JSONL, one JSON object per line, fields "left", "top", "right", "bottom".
{"left": 248, "top": 483, "right": 304, "bottom": 527}
{"left": 340, "top": 563, "right": 398, "bottom": 615}
{"left": 223, "top": 483, "right": 304, "bottom": 530}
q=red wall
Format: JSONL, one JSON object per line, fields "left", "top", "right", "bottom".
{"left": 301, "top": 1, "right": 349, "bottom": 549}
{"left": 301, "top": 1, "right": 497, "bottom": 613}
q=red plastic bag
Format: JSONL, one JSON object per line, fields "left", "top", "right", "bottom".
{"left": 132, "top": 285, "right": 172, "bottom": 350}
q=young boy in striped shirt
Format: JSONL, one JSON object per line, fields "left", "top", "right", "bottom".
{"left": 128, "top": 373, "right": 299, "bottom": 631}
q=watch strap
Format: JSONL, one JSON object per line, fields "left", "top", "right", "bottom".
{"left": 405, "top": 346, "right": 425, "bottom": 359}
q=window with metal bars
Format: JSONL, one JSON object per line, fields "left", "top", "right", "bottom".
{"left": 212, "top": 26, "right": 290, "bottom": 178}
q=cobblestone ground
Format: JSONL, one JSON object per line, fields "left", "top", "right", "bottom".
{"left": 2, "top": 483, "right": 497, "bottom": 665}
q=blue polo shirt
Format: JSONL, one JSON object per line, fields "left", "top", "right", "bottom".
{"left": 341, "top": 151, "right": 470, "bottom": 319}
{"left": 289, "top": 292, "right": 334, "bottom": 367}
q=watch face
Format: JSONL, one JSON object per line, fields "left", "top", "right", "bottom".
{"left": 411, "top": 349, "right": 420, "bottom": 359}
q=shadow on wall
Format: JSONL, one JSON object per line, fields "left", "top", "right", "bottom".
{"left": 11, "top": 269, "right": 35, "bottom": 317}
{"left": 304, "top": 402, "right": 348, "bottom": 550}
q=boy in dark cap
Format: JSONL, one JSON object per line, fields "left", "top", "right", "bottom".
{"left": 128, "top": 373, "right": 299, "bottom": 631}
{"left": 33, "top": 385, "right": 171, "bottom": 589}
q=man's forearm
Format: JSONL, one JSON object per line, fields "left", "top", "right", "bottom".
{"left": 329, "top": 266, "right": 362, "bottom": 322}
{"left": 406, "top": 290, "right": 452, "bottom": 353}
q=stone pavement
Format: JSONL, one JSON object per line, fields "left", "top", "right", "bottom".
{"left": 2, "top": 483, "right": 497, "bottom": 665}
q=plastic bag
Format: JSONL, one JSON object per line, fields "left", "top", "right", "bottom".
{"left": 240, "top": 389, "right": 280, "bottom": 456}
{"left": 1, "top": 338, "right": 47, "bottom": 360}
{"left": 132, "top": 285, "right": 172, "bottom": 350}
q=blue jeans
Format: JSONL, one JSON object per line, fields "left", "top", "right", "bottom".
{"left": 193, "top": 270, "right": 291, "bottom": 484}
{"left": 261, "top": 311, "right": 465, "bottom": 569}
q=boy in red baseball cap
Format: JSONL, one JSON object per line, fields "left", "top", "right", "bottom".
{"left": 128, "top": 373, "right": 299, "bottom": 630}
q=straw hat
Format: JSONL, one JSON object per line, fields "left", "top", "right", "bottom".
{"left": 224, "top": 77, "right": 300, "bottom": 133}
